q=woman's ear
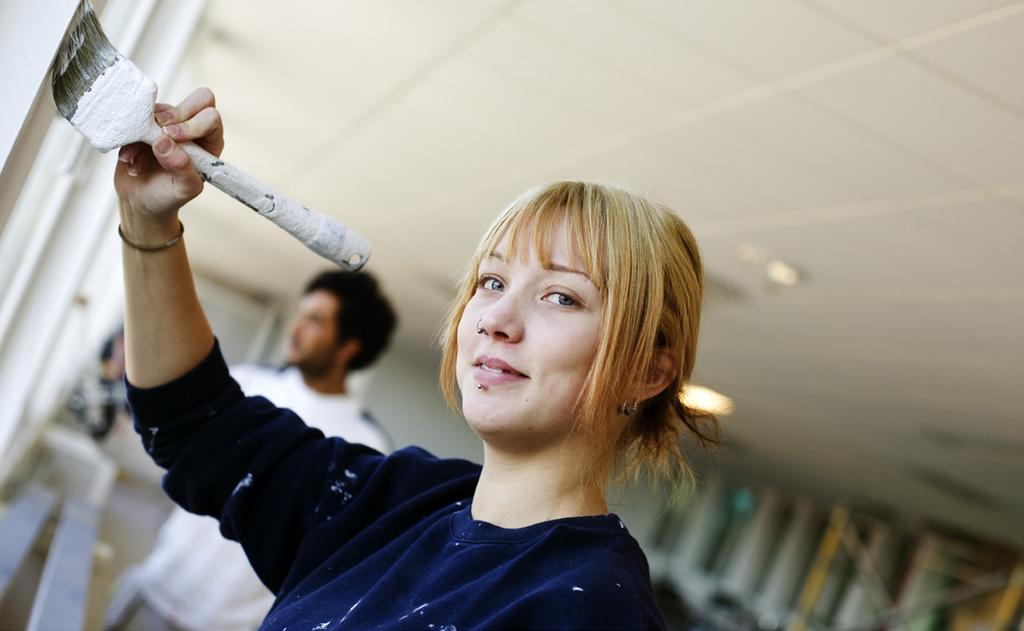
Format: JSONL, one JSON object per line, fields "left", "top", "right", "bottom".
{"left": 636, "top": 349, "right": 677, "bottom": 402}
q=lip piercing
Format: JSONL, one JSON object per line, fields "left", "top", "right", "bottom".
{"left": 474, "top": 320, "right": 487, "bottom": 390}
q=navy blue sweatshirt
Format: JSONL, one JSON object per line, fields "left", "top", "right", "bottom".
{"left": 127, "top": 341, "right": 667, "bottom": 630}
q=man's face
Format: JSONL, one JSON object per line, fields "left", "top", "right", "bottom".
{"left": 285, "top": 290, "right": 344, "bottom": 376}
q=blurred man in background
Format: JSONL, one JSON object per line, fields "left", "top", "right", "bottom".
{"left": 106, "top": 270, "right": 398, "bottom": 631}
{"left": 66, "top": 328, "right": 127, "bottom": 440}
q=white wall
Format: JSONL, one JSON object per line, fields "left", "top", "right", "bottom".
{"left": 0, "top": 0, "right": 207, "bottom": 465}
{"left": 0, "top": 0, "right": 81, "bottom": 231}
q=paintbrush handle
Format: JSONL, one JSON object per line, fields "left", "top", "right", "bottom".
{"left": 178, "top": 142, "right": 371, "bottom": 271}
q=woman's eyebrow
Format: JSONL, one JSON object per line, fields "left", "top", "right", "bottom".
{"left": 545, "top": 263, "right": 590, "bottom": 280}
{"left": 489, "top": 251, "right": 591, "bottom": 281}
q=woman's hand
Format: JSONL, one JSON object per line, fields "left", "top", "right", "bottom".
{"left": 117, "top": 87, "right": 222, "bottom": 387}
{"left": 115, "top": 87, "right": 225, "bottom": 233}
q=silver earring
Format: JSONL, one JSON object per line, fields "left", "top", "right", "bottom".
{"left": 476, "top": 319, "right": 485, "bottom": 335}
{"left": 618, "top": 401, "right": 639, "bottom": 416}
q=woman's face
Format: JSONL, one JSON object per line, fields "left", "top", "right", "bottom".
{"left": 456, "top": 220, "right": 604, "bottom": 452}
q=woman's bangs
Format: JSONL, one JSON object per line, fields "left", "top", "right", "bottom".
{"left": 483, "top": 193, "right": 606, "bottom": 291}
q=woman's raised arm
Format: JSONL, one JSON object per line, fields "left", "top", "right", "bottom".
{"left": 115, "top": 87, "right": 223, "bottom": 387}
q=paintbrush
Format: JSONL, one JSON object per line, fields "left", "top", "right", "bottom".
{"left": 51, "top": 0, "right": 370, "bottom": 271}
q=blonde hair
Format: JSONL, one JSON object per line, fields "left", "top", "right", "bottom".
{"left": 439, "top": 181, "right": 720, "bottom": 487}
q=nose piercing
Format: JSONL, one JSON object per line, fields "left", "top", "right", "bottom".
{"left": 476, "top": 319, "right": 485, "bottom": 335}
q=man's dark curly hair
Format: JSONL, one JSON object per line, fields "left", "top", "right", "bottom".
{"left": 304, "top": 270, "right": 397, "bottom": 371}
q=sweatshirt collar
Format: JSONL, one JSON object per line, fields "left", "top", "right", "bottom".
{"left": 449, "top": 504, "right": 628, "bottom": 544}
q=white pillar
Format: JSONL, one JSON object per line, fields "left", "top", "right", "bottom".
{"left": 669, "top": 475, "right": 725, "bottom": 603}
{"left": 756, "top": 498, "right": 817, "bottom": 618}
{"left": 675, "top": 475, "right": 726, "bottom": 571}
{"left": 722, "top": 488, "right": 783, "bottom": 598}
{"left": 834, "top": 523, "right": 899, "bottom": 629}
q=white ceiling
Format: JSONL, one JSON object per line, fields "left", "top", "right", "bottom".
{"left": 166, "top": 0, "right": 1024, "bottom": 549}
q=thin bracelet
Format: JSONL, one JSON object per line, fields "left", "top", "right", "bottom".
{"left": 118, "top": 220, "right": 184, "bottom": 252}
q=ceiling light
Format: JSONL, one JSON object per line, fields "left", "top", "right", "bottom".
{"left": 681, "top": 385, "right": 735, "bottom": 416}
{"left": 737, "top": 244, "right": 802, "bottom": 288}
{"left": 766, "top": 259, "right": 800, "bottom": 287}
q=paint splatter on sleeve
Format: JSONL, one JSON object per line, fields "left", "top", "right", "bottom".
{"left": 231, "top": 472, "right": 254, "bottom": 495}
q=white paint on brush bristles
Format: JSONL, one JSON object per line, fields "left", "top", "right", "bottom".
{"left": 70, "top": 56, "right": 161, "bottom": 153}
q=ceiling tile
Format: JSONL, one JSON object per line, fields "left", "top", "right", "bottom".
{"left": 465, "top": 18, "right": 675, "bottom": 127}
{"left": 913, "top": 9, "right": 1024, "bottom": 113}
{"left": 609, "top": 0, "right": 875, "bottom": 79}
{"left": 807, "top": 0, "right": 1018, "bottom": 41}
{"left": 712, "top": 95, "right": 957, "bottom": 202}
{"left": 515, "top": 0, "right": 752, "bottom": 107}
{"left": 798, "top": 55, "right": 1024, "bottom": 185}
{"left": 654, "top": 118, "right": 862, "bottom": 215}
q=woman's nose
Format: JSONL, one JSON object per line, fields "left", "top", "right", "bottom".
{"left": 478, "top": 295, "right": 523, "bottom": 343}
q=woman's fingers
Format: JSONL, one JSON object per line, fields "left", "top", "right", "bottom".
{"left": 154, "top": 87, "right": 215, "bottom": 126}
{"left": 154, "top": 88, "right": 224, "bottom": 158}
{"left": 161, "top": 106, "right": 225, "bottom": 157}
{"left": 151, "top": 134, "right": 205, "bottom": 201}
{"left": 117, "top": 142, "right": 148, "bottom": 175}
{"left": 153, "top": 136, "right": 191, "bottom": 175}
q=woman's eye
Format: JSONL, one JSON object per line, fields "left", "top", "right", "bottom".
{"left": 544, "top": 292, "right": 576, "bottom": 307}
{"left": 479, "top": 276, "right": 504, "bottom": 292}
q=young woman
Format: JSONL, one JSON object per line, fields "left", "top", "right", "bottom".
{"left": 115, "top": 87, "right": 720, "bottom": 630}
